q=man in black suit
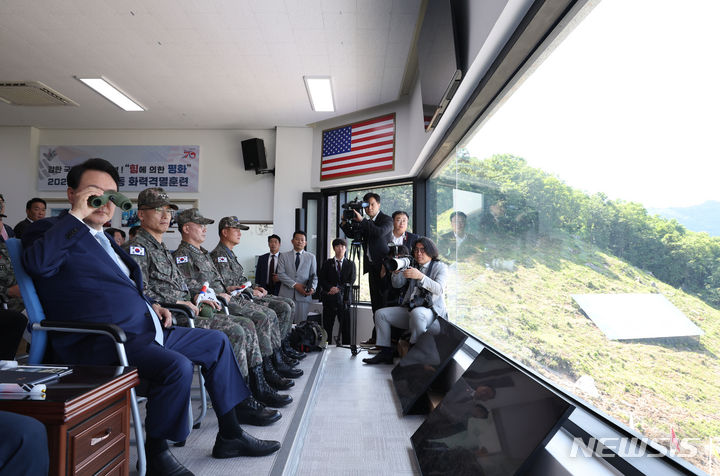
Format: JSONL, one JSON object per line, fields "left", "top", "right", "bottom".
{"left": 319, "top": 238, "right": 357, "bottom": 345}
{"left": 255, "top": 234, "right": 282, "bottom": 296}
{"left": 388, "top": 210, "right": 418, "bottom": 252}
{"left": 385, "top": 210, "right": 419, "bottom": 307}
{"left": 13, "top": 197, "right": 47, "bottom": 238}
{"left": 340, "top": 192, "right": 393, "bottom": 344}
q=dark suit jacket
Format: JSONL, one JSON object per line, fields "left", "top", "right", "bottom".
{"left": 22, "top": 212, "right": 158, "bottom": 363}
{"left": 318, "top": 257, "right": 356, "bottom": 302}
{"left": 391, "top": 231, "right": 419, "bottom": 253}
{"left": 340, "top": 210, "right": 393, "bottom": 273}
{"left": 13, "top": 218, "right": 31, "bottom": 238}
{"left": 255, "top": 252, "right": 281, "bottom": 295}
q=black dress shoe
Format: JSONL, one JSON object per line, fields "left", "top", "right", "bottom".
{"left": 146, "top": 448, "right": 194, "bottom": 476}
{"left": 362, "top": 348, "right": 394, "bottom": 365}
{"left": 236, "top": 396, "right": 282, "bottom": 426}
{"left": 212, "top": 431, "right": 281, "bottom": 458}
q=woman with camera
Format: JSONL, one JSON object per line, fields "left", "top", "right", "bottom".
{"left": 363, "top": 237, "right": 448, "bottom": 365}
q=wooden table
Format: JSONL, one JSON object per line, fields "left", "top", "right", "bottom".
{"left": 0, "top": 366, "right": 139, "bottom": 476}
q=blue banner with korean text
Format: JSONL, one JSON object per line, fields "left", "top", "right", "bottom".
{"left": 38, "top": 145, "right": 199, "bottom": 192}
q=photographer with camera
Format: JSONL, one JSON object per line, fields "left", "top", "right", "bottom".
{"left": 363, "top": 237, "right": 448, "bottom": 365}
{"left": 319, "top": 238, "right": 357, "bottom": 346}
{"left": 340, "top": 192, "right": 393, "bottom": 344}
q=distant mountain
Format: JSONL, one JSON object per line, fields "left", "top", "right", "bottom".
{"left": 648, "top": 201, "right": 720, "bottom": 236}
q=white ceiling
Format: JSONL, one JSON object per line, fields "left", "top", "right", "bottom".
{"left": 0, "top": 0, "right": 422, "bottom": 130}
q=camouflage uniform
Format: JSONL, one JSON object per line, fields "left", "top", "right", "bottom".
{"left": 123, "top": 227, "right": 262, "bottom": 378}
{"left": 0, "top": 241, "right": 24, "bottom": 313}
{"left": 173, "top": 240, "right": 282, "bottom": 356}
{"left": 210, "top": 242, "right": 294, "bottom": 339}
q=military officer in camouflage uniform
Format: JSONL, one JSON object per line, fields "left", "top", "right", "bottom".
{"left": 0, "top": 242, "right": 23, "bottom": 313}
{"left": 0, "top": 193, "right": 27, "bottom": 359}
{"left": 173, "top": 208, "right": 303, "bottom": 380}
{"left": 123, "top": 188, "right": 291, "bottom": 415}
{"left": 0, "top": 241, "right": 28, "bottom": 360}
{"left": 211, "top": 217, "right": 306, "bottom": 361}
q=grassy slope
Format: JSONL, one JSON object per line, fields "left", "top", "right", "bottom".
{"left": 448, "top": 230, "right": 720, "bottom": 472}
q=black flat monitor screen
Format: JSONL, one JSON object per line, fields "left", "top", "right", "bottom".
{"left": 411, "top": 349, "right": 573, "bottom": 475}
{"left": 391, "top": 317, "right": 468, "bottom": 415}
{"left": 417, "top": 0, "right": 462, "bottom": 131}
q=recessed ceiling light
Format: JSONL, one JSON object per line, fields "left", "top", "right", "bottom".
{"left": 303, "top": 76, "right": 335, "bottom": 112}
{"left": 76, "top": 77, "right": 145, "bottom": 111}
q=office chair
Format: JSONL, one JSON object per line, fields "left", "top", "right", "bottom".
{"left": 5, "top": 237, "right": 148, "bottom": 476}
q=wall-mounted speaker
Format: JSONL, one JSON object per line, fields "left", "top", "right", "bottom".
{"left": 241, "top": 138, "right": 268, "bottom": 171}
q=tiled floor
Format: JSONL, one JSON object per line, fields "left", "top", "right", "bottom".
{"left": 292, "top": 347, "right": 425, "bottom": 475}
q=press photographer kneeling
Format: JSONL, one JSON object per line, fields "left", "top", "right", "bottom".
{"left": 363, "top": 237, "right": 448, "bottom": 365}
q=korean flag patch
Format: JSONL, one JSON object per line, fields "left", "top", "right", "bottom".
{"left": 217, "top": 256, "right": 228, "bottom": 263}
{"left": 129, "top": 246, "right": 145, "bottom": 256}
{"left": 176, "top": 256, "right": 189, "bottom": 264}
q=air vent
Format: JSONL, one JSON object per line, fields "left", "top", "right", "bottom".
{"left": 0, "top": 81, "right": 78, "bottom": 106}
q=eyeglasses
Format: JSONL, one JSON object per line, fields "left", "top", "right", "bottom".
{"left": 413, "top": 247, "right": 426, "bottom": 255}
{"left": 141, "top": 207, "right": 175, "bottom": 217}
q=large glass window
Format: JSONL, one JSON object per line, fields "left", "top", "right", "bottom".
{"left": 428, "top": 1, "right": 719, "bottom": 472}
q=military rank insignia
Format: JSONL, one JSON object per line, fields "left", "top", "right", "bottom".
{"left": 129, "top": 246, "right": 145, "bottom": 256}
{"left": 217, "top": 256, "right": 228, "bottom": 263}
{"left": 176, "top": 256, "right": 189, "bottom": 264}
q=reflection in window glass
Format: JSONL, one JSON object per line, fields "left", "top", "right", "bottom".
{"left": 341, "top": 183, "right": 413, "bottom": 302}
{"left": 428, "top": 1, "right": 719, "bottom": 472}
{"left": 326, "top": 195, "right": 338, "bottom": 259}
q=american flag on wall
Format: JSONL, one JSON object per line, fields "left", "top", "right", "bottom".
{"left": 320, "top": 113, "right": 395, "bottom": 180}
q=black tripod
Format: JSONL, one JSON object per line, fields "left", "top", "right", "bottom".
{"left": 335, "top": 239, "right": 364, "bottom": 356}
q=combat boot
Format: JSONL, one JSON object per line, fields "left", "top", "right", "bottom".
{"left": 280, "top": 349, "right": 299, "bottom": 367}
{"left": 273, "top": 349, "right": 303, "bottom": 378}
{"left": 263, "top": 357, "right": 294, "bottom": 390}
{"left": 282, "top": 339, "right": 306, "bottom": 360}
{"left": 235, "top": 394, "right": 281, "bottom": 426}
{"left": 250, "top": 364, "right": 293, "bottom": 407}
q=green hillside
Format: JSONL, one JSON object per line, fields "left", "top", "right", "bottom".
{"left": 448, "top": 229, "right": 720, "bottom": 471}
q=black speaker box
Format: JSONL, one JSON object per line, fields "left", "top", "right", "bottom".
{"left": 241, "top": 138, "right": 268, "bottom": 170}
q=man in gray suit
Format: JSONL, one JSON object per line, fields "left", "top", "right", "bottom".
{"left": 277, "top": 231, "right": 318, "bottom": 323}
{"left": 363, "top": 237, "right": 448, "bottom": 364}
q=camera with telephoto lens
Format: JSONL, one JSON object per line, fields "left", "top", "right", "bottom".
{"left": 383, "top": 243, "right": 414, "bottom": 272}
{"left": 341, "top": 196, "right": 368, "bottom": 221}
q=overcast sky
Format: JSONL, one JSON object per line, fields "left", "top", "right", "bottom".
{"left": 466, "top": 0, "right": 720, "bottom": 209}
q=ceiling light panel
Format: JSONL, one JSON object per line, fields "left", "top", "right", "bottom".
{"left": 303, "top": 76, "right": 335, "bottom": 112}
{"left": 76, "top": 77, "right": 145, "bottom": 112}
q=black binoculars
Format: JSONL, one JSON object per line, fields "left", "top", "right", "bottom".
{"left": 87, "top": 191, "right": 133, "bottom": 211}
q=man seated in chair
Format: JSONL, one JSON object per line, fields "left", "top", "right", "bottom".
{"left": 210, "top": 216, "right": 304, "bottom": 362}
{"left": 22, "top": 158, "right": 280, "bottom": 476}
{"left": 124, "top": 188, "right": 292, "bottom": 413}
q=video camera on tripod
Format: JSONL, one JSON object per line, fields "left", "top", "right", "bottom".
{"left": 341, "top": 197, "right": 368, "bottom": 239}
